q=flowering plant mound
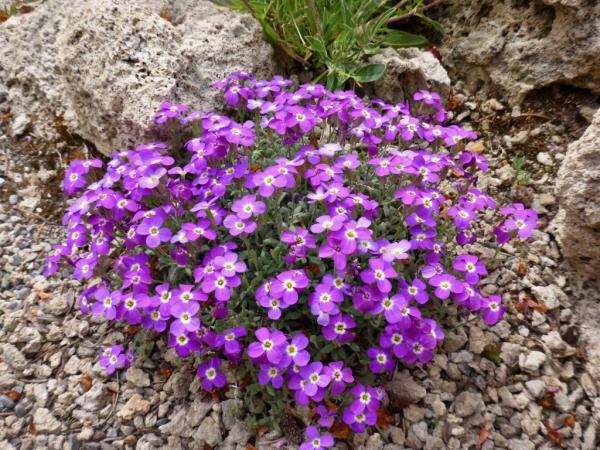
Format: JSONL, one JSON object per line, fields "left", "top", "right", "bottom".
{"left": 46, "top": 72, "right": 537, "bottom": 444}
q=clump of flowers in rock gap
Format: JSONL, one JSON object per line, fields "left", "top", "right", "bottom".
{"left": 46, "top": 71, "right": 537, "bottom": 444}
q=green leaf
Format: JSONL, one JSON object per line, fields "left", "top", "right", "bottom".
{"left": 482, "top": 343, "right": 503, "bottom": 366}
{"left": 305, "top": 36, "right": 328, "bottom": 58}
{"left": 416, "top": 13, "right": 445, "bottom": 35}
{"left": 352, "top": 63, "right": 386, "bottom": 83}
{"left": 382, "top": 29, "right": 428, "bottom": 48}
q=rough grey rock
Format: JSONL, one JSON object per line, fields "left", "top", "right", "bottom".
{"left": 370, "top": 47, "right": 451, "bottom": 103}
{"left": 116, "top": 394, "right": 150, "bottom": 420}
{"left": 524, "top": 379, "right": 545, "bottom": 399}
{"left": 158, "top": 398, "right": 213, "bottom": 437}
{"left": 0, "top": 343, "right": 27, "bottom": 371}
{"left": 192, "top": 416, "right": 222, "bottom": 447}
{"left": 33, "top": 408, "right": 62, "bottom": 433}
{"left": 386, "top": 371, "right": 427, "bottom": 404}
{"left": 531, "top": 284, "right": 567, "bottom": 310}
{"left": 223, "top": 421, "right": 251, "bottom": 446}
{"left": 519, "top": 351, "right": 547, "bottom": 375}
{"left": 507, "top": 438, "right": 535, "bottom": 450}
{"left": 0, "top": 0, "right": 277, "bottom": 155}
{"left": 555, "top": 110, "right": 600, "bottom": 280}
{"left": 439, "top": 0, "right": 600, "bottom": 104}
{"left": 500, "top": 342, "right": 523, "bottom": 368}
{"left": 453, "top": 391, "right": 484, "bottom": 417}
{"left": 125, "top": 367, "right": 151, "bottom": 388}
{"left": 75, "top": 382, "right": 109, "bottom": 412}
{"left": 220, "top": 399, "right": 242, "bottom": 430}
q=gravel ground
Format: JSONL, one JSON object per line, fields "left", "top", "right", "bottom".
{"left": 0, "top": 93, "right": 599, "bottom": 450}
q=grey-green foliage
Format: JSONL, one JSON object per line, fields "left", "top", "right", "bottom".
{"left": 222, "top": 0, "right": 443, "bottom": 90}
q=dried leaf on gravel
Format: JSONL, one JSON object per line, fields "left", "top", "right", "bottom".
{"left": 546, "top": 422, "right": 562, "bottom": 445}
{"left": 539, "top": 391, "right": 556, "bottom": 409}
{"left": 476, "top": 426, "right": 489, "bottom": 449}
{"left": 4, "top": 390, "right": 21, "bottom": 401}
{"left": 79, "top": 375, "right": 93, "bottom": 391}
{"left": 377, "top": 407, "right": 394, "bottom": 429}
{"left": 330, "top": 422, "right": 352, "bottom": 440}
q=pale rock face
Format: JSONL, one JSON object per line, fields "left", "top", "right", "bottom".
{"left": 437, "top": 0, "right": 600, "bottom": 104}
{"left": 369, "top": 48, "right": 451, "bottom": 103}
{"left": 0, "top": 0, "right": 277, "bottom": 155}
{"left": 555, "top": 109, "right": 600, "bottom": 279}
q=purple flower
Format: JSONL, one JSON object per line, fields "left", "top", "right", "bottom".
{"left": 453, "top": 254, "right": 487, "bottom": 284}
{"left": 322, "top": 314, "right": 356, "bottom": 343}
{"left": 380, "top": 324, "right": 410, "bottom": 358}
{"left": 155, "top": 102, "right": 187, "bottom": 123}
{"left": 367, "top": 347, "right": 394, "bottom": 373}
{"left": 399, "top": 278, "right": 429, "bottom": 304}
{"left": 315, "top": 404, "right": 337, "bottom": 428}
{"left": 447, "top": 205, "right": 476, "bottom": 230}
{"left": 197, "top": 357, "right": 227, "bottom": 391}
{"left": 414, "top": 89, "right": 440, "bottom": 105}
{"left": 231, "top": 194, "right": 266, "bottom": 219}
{"left": 139, "top": 167, "right": 166, "bottom": 189}
{"left": 99, "top": 345, "right": 127, "bottom": 375}
{"left": 323, "top": 361, "right": 354, "bottom": 396}
{"left": 429, "top": 274, "right": 465, "bottom": 300}
{"left": 169, "top": 300, "right": 200, "bottom": 334}
{"left": 402, "top": 338, "right": 434, "bottom": 364}
{"left": 300, "top": 426, "right": 334, "bottom": 450}
{"left": 120, "top": 292, "right": 142, "bottom": 324}
{"left": 92, "top": 287, "right": 120, "bottom": 320}
{"left": 252, "top": 168, "right": 286, "bottom": 198}
{"left": 74, "top": 253, "right": 97, "bottom": 280}
{"left": 137, "top": 216, "right": 172, "bottom": 248}
{"left": 481, "top": 295, "right": 504, "bottom": 325}
{"left": 342, "top": 408, "right": 376, "bottom": 433}
{"left": 201, "top": 273, "right": 240, "bottom": 302}
{"left": 168, "top": 329, "right": 200, "bottom": 358}
{"left": 63, "top": 162, "right": 92, "bottom": 196}
{"left": 379, "top": 240, "right": 411, "bottom": 262}
{"left": 330, "top": 218, "right": 372, "bottom": 255}
{"left": 174, "top": 220, "right": 216, "bottom": 243}
{"left": 222, "top": 326, "right": 246, "bottom": 357}
{"left": 270, "top": 270, "right": 309, "bottom": 305}
{"left": 350, "top": 384, "right": 380, "bottom": 413}
{"left": 248, "top": 327, "right": 287, "bottom": 364}
{"left": 280, "top": 227, "right": 316, "bottom": 250}
{"left": 299, "top": 362, "right": 331, "bottom": 397}
{"left": 503, "top": 206, "right": 538, "bottom": 239}
{"left": 309, "top": 283, "right": 343, "bottom": 316}
{"left": 223, "top": 214, "right": 256, "bottom": 236}
{"left": 258, "top": 364, "right": 284, "bottom": 388}
{"left": 281, "top": 333, "right": 311, "bottom": 368}
{"left": 214, "top": 252, "right": 247, "bottom": 278}
{"left": 360, "top": 258, "right": 397, "bottom": 293}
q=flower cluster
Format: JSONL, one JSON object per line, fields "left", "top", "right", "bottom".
{"left": 47, "top": 71, "right": 537, "bottom": 447}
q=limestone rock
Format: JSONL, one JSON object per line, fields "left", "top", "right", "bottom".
{"left": 33, "top": 408, "right": 62, "bottom": 433}
{"left": 369, "top": 48, "right": 451, "bottom": 103}
{"left": 192, "top": 416, "right": 222, "bottom": 447}
{"left": 555, "top": 110, "right": 600, "bottom": 280}
{"left": 0, "top": 0, "right": 277, "bottom": 155}
{"left": 386, "top": 371, "right": 427, "bottom": 405}
{"left": 519, "top": 351, "right": 547, "bottom": 375}
{"left": 117, "top": 394, "right": 150, "bottom": 421}
{"left": 0, "top": 343, "right": 27, "bottom": 372}
{"left": 438, "top": 0, "right": 600, "bottom": 104}
{"left": 453, "top": 391, "right": 484, "bottom": 417}
{"left": 125, "top": 367, "right": 151, "bottom": 388}
{"left": 158, "top": 398, "right": 213, "bottom": 437}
